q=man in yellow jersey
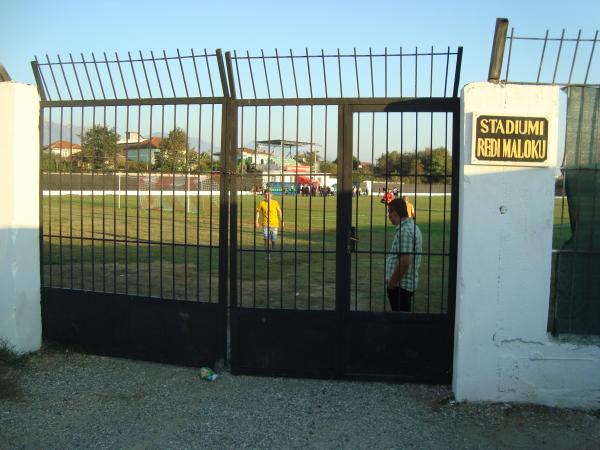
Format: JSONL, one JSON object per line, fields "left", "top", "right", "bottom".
{"left": 255, "top": 188, "right": 284, "bottom": 258}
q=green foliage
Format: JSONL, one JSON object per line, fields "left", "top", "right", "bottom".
{"left": 155, "top": 128, "right": 199, "bottom": 172}
{"left": 417, "top": 147, "right": 452, "bottom": 184}
{"left": 319, "top": 160, "right": 337, "bottom": 175}
{"left": 375, "top": 151, "right": 423, "bottom": 182}
{"left": 80, "top": 125, "right": 119, "bottom": 171}
{"left": 41, "top": 153, "right": 75, "bottom": 172}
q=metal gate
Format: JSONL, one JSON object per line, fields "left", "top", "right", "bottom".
{"left": 34, "top": 46, "right": 461, "bottom": 380}
{"left": 33, "top": 50, "right": 230, "bottom": 367}
{"left": 228, "top": 48, "right": 462, "bottom": 382}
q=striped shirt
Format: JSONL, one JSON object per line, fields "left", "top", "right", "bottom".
{"left": 385, "top": 218, "right": 422, "bottom": 292}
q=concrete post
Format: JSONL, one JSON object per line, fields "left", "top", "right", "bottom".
{"left": 453, "top": 82, "right": 600, "bottom": 408}
{"left": 0, "top": 82, "right": 41, "bottom": 354}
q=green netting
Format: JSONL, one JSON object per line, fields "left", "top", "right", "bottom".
{"left": 555, "top": 86, "right": 600, "bottom": 335}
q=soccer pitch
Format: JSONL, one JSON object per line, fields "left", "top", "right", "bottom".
{"left": 41, "top": 194, "right": 569, "bottom": 312}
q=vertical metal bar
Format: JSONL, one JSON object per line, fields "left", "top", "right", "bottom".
{"left": 150, "top": 51, "right": 165, "bottom": 98}
{"left": 453, "top": 47, "right": 463, "bottom": 98}
{"left": 147, "top": 104, "right": 155, "bottom": 297}
{"left": 429, "top": 46, "right": 434, "bottom": 97}
{"left": 321, "top": 49, "right": 328, "bottom": 98}
{"left": 91, "top": 53, "right": 107, "bottom": 99}
{"left": 353, "top": 48, "right": 360, "bottom": 97}
{"left": 81, "top": 53, "right": 96, "bottom": 100}
{"left": 337, "top": 48, "right": 343, "bottom": 97}
{"left": 127, "top": 51, "right": 142, "bottom": 98}
{"left": 335, "top": 103, "right": 352, "bottom": 376}
{"left": 217, "top": 49, "right": 231, "bottom": 98}
{"left": 38, "top": 106, "right": 45, "bottom": 289}
{"left": 321, "top": 105, "right": 328, "bottom": 310}
{"left": 488, "top": 18, "right": 509, "bottom": 83}
{"left": 139, "top": 51, "right": 153, "bottom": 98}
{"left": 440, "top": 112, "right": 450, "bottom": 312}
{"left": 91, "top": 106, "right": 96, "bottom": 291}
{"left": 228, "top": 99, "right": 239, "bottom": 311}
{"left": 414, "top": 46, "right": 418, "bottom": 97}
{"left": 293, "top": 106, "right": 299, "bottom": 309}
{"left": 177, "top": 49, "right": 190, "bottom": 97}
{"left": 261, "top": 49, "right": 271, "bottom": 99}
{"left": 204, "top": 49, "right": 215, "bottom": 96}
{"left": 399, "top": 47, "right": 403, "bottom": 98}
{"left": 443, "top": 46, "right": 450, "bottom": 98}
{"left": 253, "top": 106, "right": 259, "bottom": 308}
{"left": 103, "top": 52, "right": 118, "bottom": 99}
{"left": 45, "top": 54, "right": 62, "bottom": 101}
{"left": 290, "top": 49, "right": 299, "bottom": 98}
{"left": 58, "top": 107, "right": 64, "bottom": 288}
{"left": 191, "top": 48, "right": 203, "bottom": 97}
{"left": 537, "top": 30, "right": 550, "bottom": 84}
{"left": 80, "top": 107, "right": 85, "bottom": 289}
{"left": 247, "top": 51, "right": 257, "bottom": 98}
{"left": 369, "top": 47, "right": 375, "bottom": 98}
{"left": 56, "top": 55, "right": 73, "bottom": 100}
{"left": 195, "top": 105, "right": 201, "bottom": 301}
{"left": 114, "top": 53, "right": 129, "bottom": 99}
{"left": 47, "top": 108, "right": 53, "bottom": 287}
{"left": 505, "top": 28, "right": 514, "bottom": 83}
{"left": 306, "top": 48, "right": 313, "bottom": 98}
{"left": 159, "top": 104, "right": 164, "bottom": 297}
{"left": 162, "top": 50, "right": 176, "bottom": 97}
{"left": 31, "top": 59, "right": 49, "bottom": 102}
{"left": 447, "top": 98, "right": 460, "bottom": 334}
{"left": 384, "top": 47, "right": 388, "bottom": 98}
{"left": 584, "top": 30, "right": 598, "bottom": 84}
{"left": 568, "top": 30, "right": 582, "bottom": 85}
{"left": 113, "top": 105, "right": 119, "bottom": 293}
{"left": 183, "top": 104, "right": 190, "bottom": 300}
{"left": 552, "top": 29, "right": 566, "bottom": 84}
{"left": 171, "top": 107, "right": 177, "bottom": 299}
{"left": 275, "top": 48, "right": 285, "bottom": 98}
{"left": 233, "top": 50, "right": 244, "bottom": 99}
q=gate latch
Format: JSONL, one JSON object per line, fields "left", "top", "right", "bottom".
{"left": 347, "top": 226, "right": 358, "bottom": 253}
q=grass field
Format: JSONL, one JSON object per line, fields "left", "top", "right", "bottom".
{"left": 42, "top": 193, "right": 571, "bottom": 312}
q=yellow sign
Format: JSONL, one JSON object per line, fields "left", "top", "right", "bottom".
{"left": 473, "top": 115, "right": 549, "bottom": 165}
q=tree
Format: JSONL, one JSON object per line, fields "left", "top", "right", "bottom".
{"left": 375, "top": 151, "right": 419, "bottom": 177}
{"left": 298, "top": 150, "right": 321, "bottom": 171}
{"left": 80, "top": 125, "right": 119, "bottom": 171}
{"left": 154, "top": 128, "right": 197, "bottom": 172}
{"left": 417, "top": 147, "right": 452, "bottom": 184}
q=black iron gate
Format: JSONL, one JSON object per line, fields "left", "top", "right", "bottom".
{"left": 33, "top": 50, "right": 230, "bottom": 367}
{"left": 34, "top": 46, "right": 461, "bottom": 380}
{"left": 228, "top": 48, "right": 461, "bottom": 382}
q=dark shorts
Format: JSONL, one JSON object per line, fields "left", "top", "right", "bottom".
{"left": 386, "top": 286, "right": 413, "bottom": 312}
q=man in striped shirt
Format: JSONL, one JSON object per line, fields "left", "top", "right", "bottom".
{"left": 385, "top": 198, "right": 422, "bottom": 312}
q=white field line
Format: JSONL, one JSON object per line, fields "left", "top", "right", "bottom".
{"left": 42, "top": 190, "right": 453, "bottom": 197}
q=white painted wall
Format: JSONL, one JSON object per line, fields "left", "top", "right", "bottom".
{"left": 453, "top": 82, "right": 600, "bottom": 409}
{"left": 0, "top": 82, "right": 41, "bottom": 354}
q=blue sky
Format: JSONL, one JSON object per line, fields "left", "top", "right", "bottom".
{"left": 1, "top": 0, "right": 597, "bottom": 162}
{"left": 2, "top": 0, "right": 598, "bottom": 87}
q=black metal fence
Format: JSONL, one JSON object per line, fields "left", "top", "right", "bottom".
{"left": 34, "top": 46, "right": 462, "bottom": 379}
{"left": 488, "top": 20, "right": 600, "bottom": 336}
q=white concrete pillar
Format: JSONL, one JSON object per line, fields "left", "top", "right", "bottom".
{"left": 453, "top": 82, "right": 600, "bottom": 409}
{"left": 0, "top": 82, "right": 41, "bottom": 354}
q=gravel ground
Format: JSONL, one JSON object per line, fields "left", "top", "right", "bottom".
{"left": 1, "top": 347, "right": 599, "bottom": 449}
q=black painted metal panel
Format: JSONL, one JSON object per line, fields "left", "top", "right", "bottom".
{"left": 42, "top": 288, "right": 225, "bottom": 367}
{"left": 341, "top": 312, "right": 453, "bottom": 383}
{"left": 230, "top": 309, "right": 337, "bottom": 378}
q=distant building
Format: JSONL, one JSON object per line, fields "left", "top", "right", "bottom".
{"left": 117, "top": 132, "right": 146, "bottom": 145}
{"left": 43, "top": 140, "right": 82, "bottom": 158}
{"left": 125, "top": 137, "right": 162, "bottom": 166}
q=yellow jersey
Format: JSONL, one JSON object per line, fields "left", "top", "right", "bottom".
{"left": 257, "top": 199, "right": 281, "bottom": 227}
